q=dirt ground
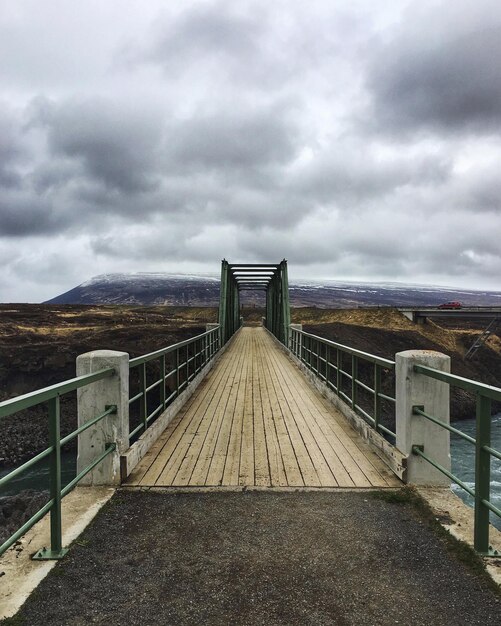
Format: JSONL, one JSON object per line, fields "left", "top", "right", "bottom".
{"left": 5, "top": 489, "right": 501, "bottom": 626}
{"left": 0, "top": 305, "right": 217, "bottom": 467}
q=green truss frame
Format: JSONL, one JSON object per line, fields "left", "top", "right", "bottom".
{"left": 218, "top": 259, "right": 291, "bottom": 346}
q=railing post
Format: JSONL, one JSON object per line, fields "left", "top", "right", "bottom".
{"left": 76, "top": 350, "right": 129, "bottom": 485}
{"left": 206, "top": 324, "right": 219, "bottom": 364}
{"left": 475, "top": 394, "right": 492, "bottom": 553}
{"left": 396, "top": 350, "right": 450, "bottom": 485}
{"left": 290, "top": 324, "right": 302, "bottom": 358}
{"left": 33, "top": 396, "right": 68, "bottom": 559}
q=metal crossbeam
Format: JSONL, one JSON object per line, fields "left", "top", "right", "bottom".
{"left": 218, "top": 259, "right": 290, "bottom": 346}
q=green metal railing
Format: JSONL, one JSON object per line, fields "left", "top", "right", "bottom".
{"left": 0, "top": 325, "right": 221, "bottom": 560}
{"left": 411, "top": 365, "right": 501, "bottom": 555}
{"left": 289, "top": 327, "right": 396, "bottom": 439}
{"left": 0, "top": 369, "right": 117, "bottom": 560}
{"left": 128, "top": 326, "right": 220, "bottom": 443}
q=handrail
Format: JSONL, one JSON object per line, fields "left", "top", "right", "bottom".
{"left": 128, "top": 325, "right": 220, "bottom": 443}
{"left": 129, "top": 327, "right": 218, "bottom": 367}
{"left": 412, "top": 366, "right": 501, "bottom": 555}
{"left": 0, "top": 367, "right": 114, "bottom": 418}
{"left": 289, "top": 326, "right": 396, "bottom": 439}
{"left": 0, "top": 321, "right": 222, "bottom": 561}
{"left": 414, "top": 364, "right": 501, "bottom": 401}
{"left": 0, "top": 389, "right": 117, "bottom": 559}
{"left": 292, "top": 328, "right": 395, "bottom": 368}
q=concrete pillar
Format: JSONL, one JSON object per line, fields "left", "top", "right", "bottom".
{"left": 396, "top": 350, "right": 451, "bottom": 486}
{"left": 76, "top": 350, "right": 129, "bottom": 485}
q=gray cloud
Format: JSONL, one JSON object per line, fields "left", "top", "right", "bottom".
{"left": 367, "top": 4, "right": 501, "bottom": 133}
{"left": 1, "top": 1, "right": 501, "bottom": 300}
{"left": 31, "top": 97, "right": 163, "bottom": 194}
{"left": 165, "top": 106, "right": 299, "bottom": 172}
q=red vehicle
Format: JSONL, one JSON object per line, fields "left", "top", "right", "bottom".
{"left": 438, "top": 301, "right": 462, "bottom": 309}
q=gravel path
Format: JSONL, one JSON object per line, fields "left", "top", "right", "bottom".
{"left": 8, "top": 490, "right": 501, "bottom": 625}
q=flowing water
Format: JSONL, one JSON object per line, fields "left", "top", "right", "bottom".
{"left": 450, "top": 413, "right": 501, "bottom": 530}
{"left": 0, "top": 450, "right": 76, "bottom": 497}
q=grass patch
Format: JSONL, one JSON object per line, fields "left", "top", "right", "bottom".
{"left": 371, "top": 487, "right": 500, "bottom": 595}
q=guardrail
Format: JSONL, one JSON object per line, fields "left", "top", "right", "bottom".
{"left": 0, "top": 324, "right": 221, "bottom": 561}
{"left": 289, "top": 327, "right": 396, "bottom": 439}
{"left": 128, "top": 326, "right": 220, "bottom": 443}
{"left": 411, "top": 366, "right": 501, "bottom": 555}
{"left": 0, "top": 369, "right": 116, "bottom": 559}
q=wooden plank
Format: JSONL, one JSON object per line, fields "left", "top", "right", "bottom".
{"left": 126, "top": 363, "right": 224, "bottom": 486}
{"left": 179, "top": 335, "right": 250, "bottom": 486}
{"left": 259, "top": 333, "right": 321, "bottom": 487}
{"left": 269, "top": 339, "right": 392, "bottom": 486}
{"left": 265, "top": 345, "right": 342, "bottom": 487}
{"left": 204, "top": 335, "right": 248, "bottom": 485}
{"left": 193, "top": 331, "right": 249, "bottom": 485}
{"left": 128, "top": 327, "right": 398, "bottom": 491}
{"left": 255, "top": 332, "right": 288, "bottom": 487}
{"left": 251, "top": 331, "right": 271, "bottom": 486}
{"left": 152, "top": 337, "right": 242, "bottom": 486}
{"left": 221, "top": 333, "right": 250, "bottom": 485}
{"left": 171, "top": 333, "right": 248, "bottom": 485}
{"left": 239, "top": 331, "right": 255, "bottom": 485}
{"left": 256, "top": 333, "right": 304, "bottom": 486}
{"left": 266, "top": 345, "right": 357, "bottom": 487}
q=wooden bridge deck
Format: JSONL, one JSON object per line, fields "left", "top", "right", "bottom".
{"left": 126, "top": 327, "right": 399, "bottom": 489}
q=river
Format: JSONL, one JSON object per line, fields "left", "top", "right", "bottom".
{"left": 1, "top": 416, "right": 501, "bottom": 531}
{"left": 451, "top": 412, "right": 501, "bottom": 530}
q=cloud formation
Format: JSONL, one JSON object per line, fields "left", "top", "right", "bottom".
{"left": 0, "top": 0, "right": 500, "bottom": 301}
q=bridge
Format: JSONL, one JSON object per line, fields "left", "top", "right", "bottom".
{"left": 398, "top": 306, "right": 501, "bottom": 323}
{"left": 1, "top": 260, "right": 501, "bottom": 621}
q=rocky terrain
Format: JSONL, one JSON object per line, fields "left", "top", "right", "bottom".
{"left": 0, "top": 304, "right": 217, "bottom": 468}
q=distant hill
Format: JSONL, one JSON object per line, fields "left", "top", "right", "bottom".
{"left": 45, "top": 273, "right": 501, "bottom": 308}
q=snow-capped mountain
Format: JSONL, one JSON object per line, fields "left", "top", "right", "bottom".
{"left": 45, "top": 273, "right": 501, "bottom": 308}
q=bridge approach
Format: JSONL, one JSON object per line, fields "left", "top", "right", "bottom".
{"left": 2, "top": 259, "right": 501, "bottom": 621}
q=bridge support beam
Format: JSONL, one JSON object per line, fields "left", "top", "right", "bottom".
{"left": 76, "top": 350, "right": 129, "bottom": 485}
{"left": 396, "top": 350, "right": 451, "bottom": 486}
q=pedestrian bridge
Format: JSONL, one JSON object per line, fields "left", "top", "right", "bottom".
{"left": 127, "top": 327, "right": 397, "bottom": 489}
{"left": 1, "top": 258, "right": 500, "bottom": 569}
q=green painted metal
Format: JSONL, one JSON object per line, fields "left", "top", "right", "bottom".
{"left": 289, "top": 326, "right": 396, "bottom": 439}
{"left": 414, "top": 364, "right": 501, "bottom": 401}
{"left": 219, "top": 259, "right": 290, "bottom": 346}
{"left": 0, "top": 323, "right": 221, "bottom": 560}
{"left": 475, "top": 394, "right": 492, "bottom": 554}
{"left": 0, "top": 389, "right": 119, "bottom": 560}
{"left": 128, "top": 326, "right": 220, "bottom": 442}
{"left": 412, "top": 405, "right": 476, "bottom": 444}
{"left": 412, "top": 367, "right": 501, "bottom": 555}
{"left": 0, "top": 367, "right": 114, "bottom": 419}
{"left": 374, "top": 364, "right": 382, "bottom": 433}
{"left": 47, "top": 397, "right": 65, "bottom": 558}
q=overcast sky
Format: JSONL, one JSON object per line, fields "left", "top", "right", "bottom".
{"left": 1, "top": 0, "right": 501, "bottom": 301}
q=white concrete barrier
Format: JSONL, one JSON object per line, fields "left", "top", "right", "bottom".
{"left": 396, "top": 350, "right": 451, "bottom": 486}
{"left": 76, "top": 350, "right": 129, "bottom": 485}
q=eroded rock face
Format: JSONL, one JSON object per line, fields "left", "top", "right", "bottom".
{"left": 0, "top": 304, "right": 214, "bottom": 468}
{"left": 305, "top": 315, "right": 501, "bottom": 425}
